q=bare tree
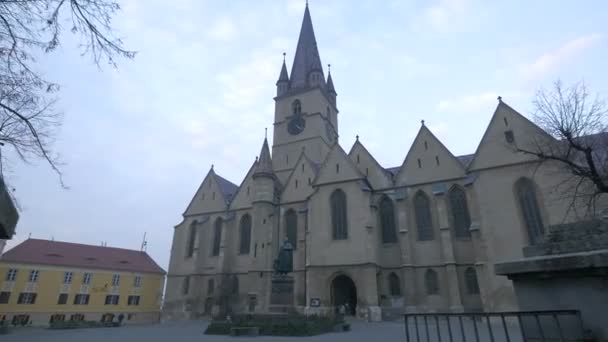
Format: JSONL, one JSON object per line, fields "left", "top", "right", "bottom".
{"left": 517, "top": 80, "right": 608, "bottom": 215}
{"left": 0, "top": 0, "right": 135, "bottom": 186}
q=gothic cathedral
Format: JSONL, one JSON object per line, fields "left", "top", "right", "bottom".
{"left": 164, "top": 4, "right": 582, "bottom": 320}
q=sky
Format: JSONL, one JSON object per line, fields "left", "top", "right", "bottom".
{"left": 4, "top": 0, "right": 608, "bottom": 270}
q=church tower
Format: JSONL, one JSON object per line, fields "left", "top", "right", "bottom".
{"left": 272, "top": 3, "right": 338, "bottom": 184}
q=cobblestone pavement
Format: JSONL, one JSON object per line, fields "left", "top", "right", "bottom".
{"left": 2, "top": 320, "right": 406, "bottom": 342}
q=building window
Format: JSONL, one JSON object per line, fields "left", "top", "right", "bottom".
{"left": 28, "top": 270, "right": 39, "bottom": 283}
{"left": 50, "top": 314, "right": 65, "bottom": 324}
{"left": 330, "top": 189, "right": 348, "bottom": 240}
{"left": 182, "top": 276, "right": 190, "bottom": 295}
{"left": 12, "top": 315, "right": 30, "bottom": 325}
{"left": 292, "top": 99, "right": 302, "bottom": 115}
{"left": 0, "top": 291, "right": 10, "bottom": 304}
{"left": 17, "top": 292, "right": 37, "bottom": 304}
{"left": 239, "top": 214, "right": 252, "bottom": 255}
{"left": 185, "top": 220, "right": 198, "bottom": 258}
{"left": 449, "top": 186, "right": 472, "bottom": 238}
{"left": 5, "top": 268, "right": 17, "bottom": 281}
{"left": 379, "top": 196, "right": 397, "bottom": 243}
{"left": 417, "top": 158, "right": 422, "bottom": 168}
{"left": 212, "top": 218, "right": 223, "bottom": 256}
{"left": 63, "top": 272, "right": 73, "bottom": 284}
{"left": 128, "top": 295, "right": 141, "bottom": 306}
{"left": 425, "top": 269, "right": 439, "bottom": 295}
{"left": 336, "top": 163, "right": 340, "bottom": 173}
{"left": 82, "top": 273, "right": 92, "bottom": 285}
{"left": 104, "top": 295, "right": 120, "bottom": 305}
{"left": 57, "top": 293, "right": 68, "bottom": 305}
{"left": 515, "top": 178, "right": 545, "bottom": 245}
{"left": 208, "top": 278, "right": 215, "bottom": 295}
{"left": 435, "top": 156, "right": 440, "bottom": 166}
{"left": 70, "top": 314, "right": 85, "bottom": 321}
{"left": 388, "top": 273, "right": 401, "bottom": 296}
{"left": 285, "top": 209, "right": 298, "bottom": 249}
{"left": 112, "top": 274, "right": 120, "bottom": 286}
{"left": 505, "top": 130, "right": 515, "bottom": 143}
{"left": 414, "top": 191, "right": 434, "bottom": 241}
{"left": 74, "top": 294, "right": 90, "bottom": 305}
{"left": 134, "top": 276, "right": 142, "bottom": 288}
{"left": 465, "top": 267, "right": 480, "bottom": 294}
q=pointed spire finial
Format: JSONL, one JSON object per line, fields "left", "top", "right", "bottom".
{"left": 421, "top": 120, "right": 425, "bottom": 126}
{"left": 356, "top": 134, "right": 359, "bottom": 141}
{"left": 328, "top": 63, "right": 331, "bottom": 72}
{"left": 497, "top": 95, "right": 503, "bottom": 102}
{"left": 283, "top": 52, "right": 286, "bottom": 62}
{"left": 211, "top": 164, "right": 214, "bottom": 170}
{"left": 265, "top": 127, "right": 268, "bottom": 139}
{"left": 306, "top": 0, "right": 308, "bottom": 7}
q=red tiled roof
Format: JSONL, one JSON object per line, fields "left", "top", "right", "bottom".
{"left": 1, "top": 239, "right": 165, "bottom": 275}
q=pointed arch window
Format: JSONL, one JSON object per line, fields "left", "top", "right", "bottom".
{"left": 414, "top": 191, "right": 434, "bottom": 241}
{"left": 449, "top": 187, "right": 472, "bottom": 238}
{"left": 185, "top": 220, "right": 198, "bottom": 258}
{"left": 212, "top": 218, "right": 223, "bottom": 256}
{"left": 425, "top": 269, "right": 439, "bottom": 295}
{"left": 465, "top": 267, "right": 480, "bottom": 294}
{"left": 285, "top": 209, "right": 298, "bottom": 249}
{"left": 388, "top": 272, "right": 401, "bottom": 296}
{"left": 379, "top": 196, "right": 397, "bottom": 243}
{"left": 292, "top": 100, "right": 302, "bottom": 115}
{"left": 515, "top": 178, "right": 545, "bottom": 245}
{"left": 239, "top": 214, "right": 252, "bottom": 255}
{"left": 331, "top": 189, "right": 348, "bottom": 240}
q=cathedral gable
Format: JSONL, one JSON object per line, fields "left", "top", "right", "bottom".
{"left": 281, "top": 152, "right": 317, "bottom": 203}
{"left": 314, "top": 143, "right": 364, "bottom": 186}
{"left": 348, "top": 140, "right": 393, "bottom": 190}
{"left": 183, "top": 168, "right": 235, "bottom": 216}
{"left": 468, "top": 101, "right": 554, "bottom": 171}
{"left": 395, "top": 125, "right": 465, "bottom": 186}
{"left": 228, "top": 161, "right": 257, "bottom": 210}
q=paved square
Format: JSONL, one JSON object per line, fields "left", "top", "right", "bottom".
{"left": 2, "top": 320, "right": 406, "bottom": 342}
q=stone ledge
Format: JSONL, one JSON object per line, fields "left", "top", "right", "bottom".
{"left": 495, "top": 249, "right": 608, "bottom": 276}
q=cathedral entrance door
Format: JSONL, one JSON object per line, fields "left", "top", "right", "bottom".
{"left": 331, "top": 275, "right": 357, "bottom": 316}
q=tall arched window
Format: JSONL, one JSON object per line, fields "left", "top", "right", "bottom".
{"left": 449, "top": 187, "right": 471, "bottom": 238}
{"left": 515, "top": 178, "right": 545, "bottom": 245}
{"left": 292, "top": 99, "right": 301, "bottom": 115}
{"left": 285, "top": 209, "right": 298, "bottom": 249}
{"left": 212, "top": 218, "right": 222, "bottom": 256}
{"left": 380, "top": 196, "right": 398, "bottom": 243}
{"left": 185, "top": 220, "right": 198, "bottom": 258}
{"left": 388, "top": 272, "right": 401, "bottom": 296}
{"left": 331, "top": 189, "right": 348, "bottom": 240}
{"left": 465, "top": 267, "right": 480, "bottom": 294}
{"left": 425, "top": 269, "right": 439, "bottom": 295}
{"left": 414, "top": 191, "right": 434, "bottom": 241}
{"left": 239, "top": 214, "right": 252, "bottom": 255}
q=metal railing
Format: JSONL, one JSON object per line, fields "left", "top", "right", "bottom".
{"left": 404, "top": 310, "right": 585, "bottom": 342}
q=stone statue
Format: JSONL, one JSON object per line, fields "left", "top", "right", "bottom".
{"left": 273, "top": 239, "right": 294, "bottom": 275}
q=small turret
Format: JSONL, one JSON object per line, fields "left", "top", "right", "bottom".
{"left": 276, "top": 53, "right": 290, "bottom": 96}
{"left": 326, "top": 64, "right": 336, "bottom": 105}
{"left": 252, "top": 134, "right": 276, "bottom": 204}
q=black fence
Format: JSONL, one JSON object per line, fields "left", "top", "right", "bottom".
{"left": 403, "top": 310, "right": 585, "bottom": 342}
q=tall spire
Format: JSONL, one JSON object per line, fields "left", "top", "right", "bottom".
{"left": 254, "top": 137, "right": 273, "bottom": 177}
{"left": 326, "top": 64, "right": 336, "bottom": 94}
{"left": 290, "top": 3, "right": 324, "bottom": 89}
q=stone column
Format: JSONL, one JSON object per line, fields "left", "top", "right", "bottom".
{"left": 396, "top": 197, "right": 417, "bottom": 312}
{"left": 436, "top": 194, "right": 464, "bottom": 312}
{"left": 466, "top": 186, "right": 491, "bottom": 309}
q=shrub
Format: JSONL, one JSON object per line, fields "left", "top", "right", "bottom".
{"left": 204, "top": 313, "right": 343, "bottom": 336}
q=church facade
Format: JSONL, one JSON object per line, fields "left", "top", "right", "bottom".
{"left": 163, "top": 4, "right": 584, "bottom": 320}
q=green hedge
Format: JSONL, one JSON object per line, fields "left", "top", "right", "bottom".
{"left": 49, "top": 321, "right": 120, "bottom": 330}
{"left": 204, "top": 314, "right": 345, "bottom": 336}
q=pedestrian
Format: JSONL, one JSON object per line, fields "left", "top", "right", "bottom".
{"left": 118, "top": 313, "right": 124, "bottom": 325}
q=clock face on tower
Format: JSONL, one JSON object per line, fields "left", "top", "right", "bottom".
{"left": 287, "top": 115, "right": 306, "bottom": 135}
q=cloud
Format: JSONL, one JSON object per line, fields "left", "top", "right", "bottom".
{"left": 437, "top": 91, "right": 520, "bottom": 113}
{"left": 521, "top": 33, "right": 602, "bottom": 79}
{"left": 414, "top": 0, "right": 473, "bottom": 32}
{"left": 207, "top": 16, "right": 238, "bottom": 41}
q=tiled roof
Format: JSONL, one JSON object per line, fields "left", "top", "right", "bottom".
{"left": 289, "top": 4, "right": 324, "bottom": 90}
{"left": 1, "top": 239, "right": 165, "bottom": 274}
{"left": 214, "top": 174, "right": 239, "bottom": 203}
{"left": 456, "top": 154, "right": 475, "bottom": 168}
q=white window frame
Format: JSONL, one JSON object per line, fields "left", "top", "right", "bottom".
{"left": 63, "top": 272, "right": 73, "bottom": 284}
{"left": 82, "top": 273, "right": 92, "bottom": 285}
{"left": 6, "top": 269, "right": 17, "bottom": 281}
{"left": 133, "top": 276, "right": 142, "bottom": 288}
{"left": 112, "top": 274, "right": 120, "bottom": 286}
{"left": 29, "top": 270, "right": 39, "bottom": 283}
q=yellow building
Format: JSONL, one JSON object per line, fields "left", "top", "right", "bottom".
{"left": 0, "top": 239, "right": 165, "bottom": 326}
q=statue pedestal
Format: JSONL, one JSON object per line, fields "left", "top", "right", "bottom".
{"left": 269, "top": 275, "right": 294, "bottom": 313}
